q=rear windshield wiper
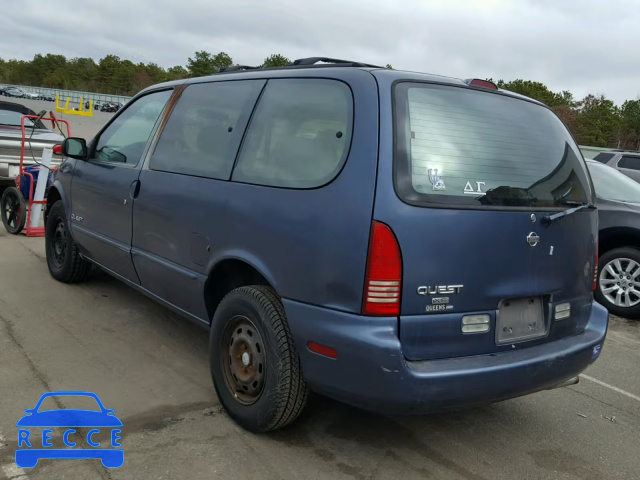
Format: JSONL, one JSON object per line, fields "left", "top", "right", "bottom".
{"left": 541, "top": 201, "right": 596, "bottom": 225}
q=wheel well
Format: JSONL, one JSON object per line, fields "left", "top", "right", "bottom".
{"left": 599, "top": 227, "right": 640, "bottom": 255}
{"left": 44, "top": 187, "right": 61, "bottom": 222}
{"left": 204, "top": 259, "right": 271, "bottom": 321}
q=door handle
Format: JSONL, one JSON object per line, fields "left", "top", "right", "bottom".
{"left": 129, "top": 180, "right": 141, "bottom": 199}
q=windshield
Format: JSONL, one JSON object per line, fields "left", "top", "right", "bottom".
{"left": 587, "top": 161, "right": 640, "bottom": 204}
{"left": 394, "top": 83, "right": 593, "bottom": 209}
{"left": 0, "top": 109, "right": 34, "bottom": 127}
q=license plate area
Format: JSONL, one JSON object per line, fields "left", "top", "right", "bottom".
{"left": 496, "top": 297, "right": 548, "bottom": 344}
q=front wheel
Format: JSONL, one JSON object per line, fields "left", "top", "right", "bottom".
{"left": 1, "top": 186, "right": 26, "bottom": 234}
{"left": 210, "top": 286, "right": 308, "bottom": 432}
{"left": 45, "top": 200, "right": 91, "bottom": 283}
{"left": 596, "top": 247, "right": 640, "bottom": 320}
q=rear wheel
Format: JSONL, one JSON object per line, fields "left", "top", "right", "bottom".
{"left": 210, "top": 286, "right": 308, "bottom": 432}
{"left": 596, "top": 247, "right": 640, "bottom": 320}
{"left": 1, "top": 186, "right": 26, "bottom": 234}
{"left": 45, "top": 200, "right": 91, "bottom": 283}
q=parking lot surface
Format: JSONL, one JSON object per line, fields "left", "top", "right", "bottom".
{"left": 0, "top": 232, "right": 638, "bottom": 480}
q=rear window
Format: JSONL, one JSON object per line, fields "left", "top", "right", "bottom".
{"left": 617, "top": 155, "right": 640, "bottom": 170}
{"left": 394, "top": 83, "right": 592, "bottom": 209}
{"left": 0, "top": 109, "right": 36, "bottom": 127}
{"left": 592, "top": 152, "right": 616, "bottom": 163}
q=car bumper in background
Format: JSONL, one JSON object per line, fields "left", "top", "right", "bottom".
{"left": 283, "top": 299, "right": 609, "bottom": 414}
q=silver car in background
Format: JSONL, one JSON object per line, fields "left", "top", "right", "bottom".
{"left": 591, "top": 151, "right": 640, "bottom": 183}
{"left": 0, "top": 101, "right": 64, "bottom": 184}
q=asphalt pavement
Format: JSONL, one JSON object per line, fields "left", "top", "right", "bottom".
{"left": 0, "top": 232, "right": 639, "bottom": 480}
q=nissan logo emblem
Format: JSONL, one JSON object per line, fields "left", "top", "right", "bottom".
{"left": 527, "top": 232, "right": 540, "bottom": 247}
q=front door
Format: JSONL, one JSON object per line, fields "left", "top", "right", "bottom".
{"left": 70, "top": 89, "right": 172, "bottom": 283}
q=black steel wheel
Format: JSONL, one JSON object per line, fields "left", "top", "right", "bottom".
{"left": 210, "top": 286, "right": 308, "bottom": 432}
{"left": 220, "top": 315, "right": 267, "bottom": 405}
{"left": 45, "top": 200, "right": 91, "bottom": 283}
{"left": 51, "top": 219, "right": 67, "bottom": 268}
{"left": 1, "top": 186, "right": 26, "bottom": 234}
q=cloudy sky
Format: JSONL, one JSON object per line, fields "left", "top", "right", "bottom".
{"left": 1, "top": 0, "right": 635, "bottom": 103}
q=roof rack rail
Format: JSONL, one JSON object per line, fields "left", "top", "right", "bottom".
{"left": 291, "top": 57, "right": 383, "bottom": 68}
{"left": 220, "top": 65, "right": 259, "bottom": 72}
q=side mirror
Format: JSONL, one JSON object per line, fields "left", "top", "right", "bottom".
{"left": 62, "top": 137, "right": 88, "bottom": 159}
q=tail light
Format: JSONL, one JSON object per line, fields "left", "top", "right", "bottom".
{"left": 592, "top": 245, "right": 598, "bottom": 292}
{"left": 362, "top": 221, "right": 402, "bottom": 316}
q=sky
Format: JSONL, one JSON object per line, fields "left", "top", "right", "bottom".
{"left": 0, "top": 0, "right": 635, "bottom": 104}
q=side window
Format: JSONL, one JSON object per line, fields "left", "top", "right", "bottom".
{"left": 618, "top": 156, "right": 640, "bottom": 170}
{"left": 91, "top": 90, "right": 172, "bottom": 165}
{"left": 150, "top": 80, "right": 264, "bottom": 179}
{"left": 232, "top": 79, "right": 353, "bottom": 188}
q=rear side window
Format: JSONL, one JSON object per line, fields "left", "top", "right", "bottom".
{"left": 618, "top": 155, "right": 640, "bottom": 171}
{"left": 394, "top": 83, "right": 592, "bottom": 208}
{"left": 232, "top": 79, "right": 353, "bottom": 188}
{"left": 150, "top": 80, "right": 265, "bottom": 179}
{"left": 592, "top": 152, "right": 615, "bottom": 163}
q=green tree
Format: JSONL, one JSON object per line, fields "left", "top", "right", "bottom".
{"left": 620, "top": 99, "right": 640, "bottom": 150}
{"left": 496, "top": 79, "right": 572, "bottom": 108}
{"left": 97, "top": 54, "right": 123, "bottom": 91}
{"left": 574, "top": 94, "right": 622, "bottom": 148}
{"left": 143, "top": 63, "right": 166, "bottom": 84}
{"left": 261, "top": 54, "right": 290, "bottom": 68}
{"left": 67, "top": 57, "right": 98, "bottom": 90}
{"left": 187, "top": 51, "right": 232, "bottom": 77}
{"left": 385, "top": 64, "right": 393, "bottom": 69}
{"left": 166, "top": 65, "right": 188, "bottom": 81}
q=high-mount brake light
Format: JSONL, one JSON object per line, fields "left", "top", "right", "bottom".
{"left": 466, "top": 79, "right": 499, "bottom": 90}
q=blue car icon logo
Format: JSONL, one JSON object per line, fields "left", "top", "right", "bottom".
{"left": 15, "top": 391, "right": 123, "bottom": 468}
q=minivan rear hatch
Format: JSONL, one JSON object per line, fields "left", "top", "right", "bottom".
{"left": 387, "top": 81, "right": 597, "bottom": 361}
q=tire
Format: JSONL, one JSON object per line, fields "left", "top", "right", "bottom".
{"left": 595, "top": 247, "right": 640, "bottom": 320}
{"left": 1, "top": 186, "right": 26, "bottom": 234}
{"left": 45, "top": 200, "right": 91, "bottom": 283}
{"left": 210, "top": 286, "right": 308, "bottom": 432}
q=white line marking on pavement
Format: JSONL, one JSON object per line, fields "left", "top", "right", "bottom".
{"left": 581, "top": 374, "right": 640, "bottom": 403}
{"left": 1, "top": 463, "right": 27, "bottom": 479}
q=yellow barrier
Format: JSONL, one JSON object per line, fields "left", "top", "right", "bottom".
{"left": 54, "top": 95, "right": 94, "bottom": 117}
{"left": 54, "top": 94, "right": 69, "bottom": 113}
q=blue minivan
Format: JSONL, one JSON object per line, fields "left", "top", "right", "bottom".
{"left": 44, "top": 57, "right": 608, "bottom": 432}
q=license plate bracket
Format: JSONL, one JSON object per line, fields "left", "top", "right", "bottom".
{"left": 496, "top": 297, "right": 547, "bottom": 344}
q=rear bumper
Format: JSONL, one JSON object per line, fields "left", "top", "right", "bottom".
{"left": 283, "top": 299, "right": 609, "bottom": 414}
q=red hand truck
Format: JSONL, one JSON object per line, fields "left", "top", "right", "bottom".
{"left": 1, "top": 112, "right": 70, "bottom": 237}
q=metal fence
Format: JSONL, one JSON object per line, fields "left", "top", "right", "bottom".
{"left": 1, "top": 84, "right": 132, "bottom": 106}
